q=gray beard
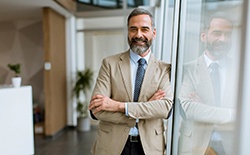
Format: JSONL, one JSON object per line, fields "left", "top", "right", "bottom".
{"left": 128, "top": 37, "right": 152, "bottom": 55}
{"left": 210, "top": 50, "right": 227, "bottom": 60}
{"left": 131, "top": 45, "right": 149, "bottom": 55}
{"left": 205, "top": 42, "right": 229, "bottom": 60}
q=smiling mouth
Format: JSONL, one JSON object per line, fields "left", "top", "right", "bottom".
{"left": 133, "top": 41, "right": 145, "bottom": 45}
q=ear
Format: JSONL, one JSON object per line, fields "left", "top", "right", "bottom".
{"left": 153, "top": 28, "right": 156, "bottom": 39}
{"left": 200, "top": 31, "right": 206, "bottom": 43}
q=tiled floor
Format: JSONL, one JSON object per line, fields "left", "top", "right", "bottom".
{"left": 34, "top": 126, "right": 97, "bottom": 155}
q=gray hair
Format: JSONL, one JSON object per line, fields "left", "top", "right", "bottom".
{"left": 203, "top": 12, "right": 233, "bottom": 31}
{"left": 127, "top": 7, "right": 155, "bottom": 28}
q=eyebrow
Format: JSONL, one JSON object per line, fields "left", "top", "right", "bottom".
{"left": 129, "top": 26, "right": 150, "bottom": 29}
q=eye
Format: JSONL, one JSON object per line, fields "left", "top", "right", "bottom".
{"left": 129, "top": 27, "right": 138, "bottom": 32}
{"left": 141, "top": 27, "right": 150, "bottom": 32}
{"left": 212, "top": 31, "right": 222, "bottom": 37}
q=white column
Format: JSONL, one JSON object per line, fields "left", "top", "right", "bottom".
{"left": 66, "top": 15, "right": 78, "bottom": 126}
{"left": 236, "top": 1, "right": 250, "bottom": 154}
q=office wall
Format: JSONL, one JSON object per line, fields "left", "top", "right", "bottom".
{"left": 0, "top": 20, "right": 44, "bottom": 108}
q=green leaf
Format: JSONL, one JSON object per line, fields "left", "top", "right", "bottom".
{"left": 72, "top": 68, "right": 93, "bottom": 117}
{"left": 7, "top": 63, "right": 21, "bottom": 76}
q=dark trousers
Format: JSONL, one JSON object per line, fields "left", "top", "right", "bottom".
{"left": 121, "top": 136, "right": 145, "bottom": 155}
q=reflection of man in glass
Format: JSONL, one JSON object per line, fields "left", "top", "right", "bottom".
{"left": 178, "top": 12, "right": 237, "bottom": 155}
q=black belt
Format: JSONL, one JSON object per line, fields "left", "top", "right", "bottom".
{"left": 122, "top": 135, "right": 145, "bottom": 155}
{"left": 129, "top": 135, "right": 140, "bottom": 142}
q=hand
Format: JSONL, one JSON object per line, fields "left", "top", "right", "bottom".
{"left": 189, "top": 91, "right": 202, "bottom": 102}
{"left": 89, "top": 94, "right": 125, "bottom": 114}
{"left": 149, "top": 89, "right": 166, "bottom": 101}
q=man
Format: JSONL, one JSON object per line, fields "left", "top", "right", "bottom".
{"left": 89, "top": 8, "right": 173, "bottom": 155}
{"left": 178, "top": 12, "right": 237, "bottom": 155}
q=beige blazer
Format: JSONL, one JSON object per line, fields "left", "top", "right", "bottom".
{"left": 90, "top": 50, "right": 173, "bottom": 155}
{"left": 178, "top": 54, "right": 237, "bottom": 155}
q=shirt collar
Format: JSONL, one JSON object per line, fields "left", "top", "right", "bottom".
{"left": 129, "top": 49, "right": 151, "bottom": 64}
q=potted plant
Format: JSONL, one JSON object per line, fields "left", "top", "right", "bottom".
{"left": 7, "top": 63, "right": 22, "bottom": 87}
{"left": 73, "top": 68, "right": 93, "bottom": 131}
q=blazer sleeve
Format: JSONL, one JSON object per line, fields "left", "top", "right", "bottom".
{"left": 178, "top": 62, "right": 233, "bottom": 124}
{"left": 91, "top": 57, "right": 136, "bottom": 127}
{"left": 127, "top": 63, "right": 173, "bottom": 119}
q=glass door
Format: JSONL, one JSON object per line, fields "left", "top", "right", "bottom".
{"left": 170, "top": 0, "right": 243, "bottom": 154}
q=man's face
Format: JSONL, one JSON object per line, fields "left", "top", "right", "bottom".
{"left": 201, "top": 18, "right": 233, "bottom": 60}
{"left": 127, "top": 14, "right": 156, "bottom": 57}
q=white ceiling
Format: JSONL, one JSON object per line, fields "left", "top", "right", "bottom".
{"left": 0, "top": 0, "right": 72, "bottom": 21}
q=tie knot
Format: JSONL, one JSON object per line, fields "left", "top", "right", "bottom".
{"left": 138, "top": 58, "right": 146, "bottom": 65}
{"left": 210, "top": 62, "right": 219, "bottom": 70}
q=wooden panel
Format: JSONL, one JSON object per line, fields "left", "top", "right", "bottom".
{"left": 43, "top": 7, "right": 67, "bottom": 136}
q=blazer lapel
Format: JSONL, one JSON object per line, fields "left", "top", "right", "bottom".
{"left": 221, "top": 57, "right": 237, "bottom": 108}
{"left": 118, "top": 50, "right": 133, "bottom": 101}
{"left": 197, "top": 55, "right": 215, "bottom": 105}
{"left": 139, "top": 54, "right": 157, "bottom": 101}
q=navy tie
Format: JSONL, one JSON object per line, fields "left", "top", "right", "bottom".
{"left": 134, "top": 58, "right": 146, "bottom": 102}
{"left": 210, "top": 62, "right": 221, "bottom": 106}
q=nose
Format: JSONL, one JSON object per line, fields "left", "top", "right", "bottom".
{"left": 135, "top": 29, "right": 143, "bottom": 38}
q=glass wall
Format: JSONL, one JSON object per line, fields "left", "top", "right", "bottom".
{"left": 170, "top": 0, "right": 243, "bottom": 154}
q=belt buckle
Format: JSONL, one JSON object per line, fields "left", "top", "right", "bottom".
{"left": 130, "top": 135, "right": 139, "bottom": 142}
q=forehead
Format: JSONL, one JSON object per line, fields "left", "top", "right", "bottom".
{"left": 128, "top": 14, "right": 152, "bottom": 27}
{"left": 209, "top": 18, "right": 233, "bottom": 32}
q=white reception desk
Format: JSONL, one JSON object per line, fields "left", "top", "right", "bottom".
{"left": 0, "top": 86, "right": 34, "bottom": 155}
